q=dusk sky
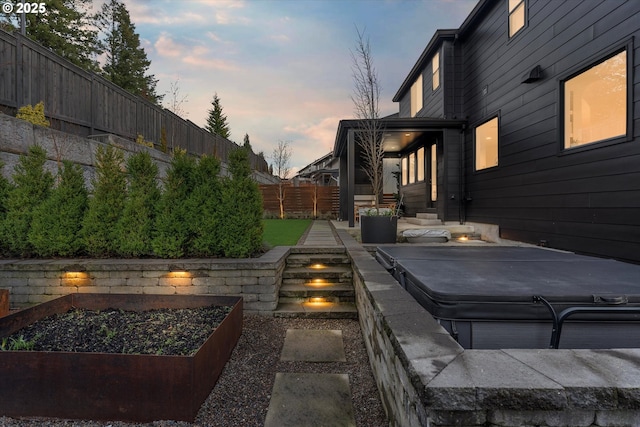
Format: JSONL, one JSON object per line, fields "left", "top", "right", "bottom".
{"left": 120, "top": 0, "right": 479, "bottom": 174}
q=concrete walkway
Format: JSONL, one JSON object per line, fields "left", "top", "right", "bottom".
{"left": 300, "top": 220, "right": 340, "bottom": 246}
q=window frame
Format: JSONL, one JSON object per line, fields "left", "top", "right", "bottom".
{"left": 432, "top": 51, "right": 440, "bottom": 91}
{"left": 558, "top": 41, "right": 633, "bottom": 154}
{"left": 508, "top": 0, "right": 526, "bottom": 38}
{"left": 474, "top": 115, "right": 500, "bottom": 172}
{"left": 410, "top": 74, "right": 423, "bottom": 117}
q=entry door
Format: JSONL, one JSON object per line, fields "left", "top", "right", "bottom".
{"left": 427, "top": 143, "right": 437, "bottom": 209}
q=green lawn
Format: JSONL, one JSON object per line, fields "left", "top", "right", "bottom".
{"left": 262, "top": 219, "right": 312, "bottom": 247}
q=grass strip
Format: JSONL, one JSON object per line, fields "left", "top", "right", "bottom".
{"left": 262, "top": 219, "right": 312, "bottom": 246}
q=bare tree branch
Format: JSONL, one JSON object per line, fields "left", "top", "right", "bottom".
{"left": 350, "top": 26, "right": 385, "bottom": 211}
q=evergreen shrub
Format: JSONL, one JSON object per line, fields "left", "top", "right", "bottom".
{"left": 29, "top": 161, "right": 88, "bottom": 257}
{"left": 16, "top": 101, "right": 50, "bottom": 127}
{"left": 219, "top": 148, "right": 264, "bottom": 258}
{"left": 81, "top": 145, "right": 126, "bottom": 257}
{"left": 152, "top": 151, "right": 196, "bottom": 258}
{"left": 1, "top": 145, "right": 54, "bottom": 256}
{"left": 187, "top": 155, "right": 223, "bottom": 256}
{"left": 116, "top": 151, "right": 160, "bottom": 257}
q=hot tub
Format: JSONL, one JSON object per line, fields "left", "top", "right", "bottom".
{"left": 375, "top": 246, "right": 640, "bottom": 349}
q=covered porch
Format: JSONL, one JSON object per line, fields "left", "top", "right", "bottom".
{"left": 332, "top": 117, "right": 467, "bottom": 227}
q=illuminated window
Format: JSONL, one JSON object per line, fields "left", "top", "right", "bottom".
{"left": 408, "top": 152, "right": 416, "bottom": 184}
{"left": 508, "top": 0, "right": 525, "bottom": 37}
{"left": 410, "top": 74, "right": 423, "bottom": 117}
{"left": 432, "top": 51, "right": 440, "bottom": 90}
{"left": 401, "top": 156, "right": 408, "bottom": 185}
{"left": 564, "top": 50, "right": 627, "bottom": 149}
{"left": 417, "top": 147, "right": 425, "bottom": 182}
{"left": 430, "top": 145, "right": 437, "bottom": 201}
{"left": 475, "top": 117, "right": 499, "bottom": 170}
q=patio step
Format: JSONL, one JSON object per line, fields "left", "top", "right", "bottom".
{"left": 274, "top": 248, "right": 356, "bottom": 319}
{"left": 406, "top": 217, "right": 443, "bottom": 226}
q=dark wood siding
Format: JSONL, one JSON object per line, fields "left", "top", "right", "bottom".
{"left": 459, "top": 0, "right": 640, "bottom": 263}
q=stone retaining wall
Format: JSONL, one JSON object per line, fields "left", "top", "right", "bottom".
{"left": 0, "top": 247, "right": 288, "bottom": 313}
{"left": 336, "top": 229, "right": 640, "bottom": 427}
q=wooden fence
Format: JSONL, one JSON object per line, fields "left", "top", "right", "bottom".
{"left": 0, "top": 30, "right": 268, "bottom": 172}
{"left": 259, "top": 184, "right": 339, "bottom": 218}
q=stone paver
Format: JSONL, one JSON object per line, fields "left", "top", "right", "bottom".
{"left": 280, "top": 329, "right": 346, "bottom": 362}
{"left": 264, "top": 373, "right": 355, "bottom": 427}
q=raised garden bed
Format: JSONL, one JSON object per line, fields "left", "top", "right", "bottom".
{"left": 0, "top": 293, "right": 243, "bottom": 422}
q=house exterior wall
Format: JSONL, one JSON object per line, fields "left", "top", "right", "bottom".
{"left": 458, "top": 0, "right": 640, "bottom": 262}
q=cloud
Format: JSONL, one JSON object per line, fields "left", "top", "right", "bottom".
{"left": 154, "top": 32, "right": 182, "bottom": 58}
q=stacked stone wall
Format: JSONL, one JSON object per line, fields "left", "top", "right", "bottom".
{"left": 337, "top": 229, "right": 640, "bottom": 427}
{"left": 0, "top": 247, "right": 288, "bottom": 313}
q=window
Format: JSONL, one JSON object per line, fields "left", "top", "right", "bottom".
{"left": 564, "top": 50, "right": 627, "bottom": 149}
{"left": 408, "top": 152, "right": 416, "bottom": 184}
{"left": 430, "top": 145, "right": 437, "bottom": 201}
{"left": 417, "top": 147, "right": 425, "bottom": 182}
{"left": 508, "top": 0, "right": 525, "bottom": 37}
{"left": 401, "top": 156, "right": 408, "bottom": 185}
{"left": 475, "top": 117, "right": 499, "bottom": 170}
{"left": 432, "top": 51, "right": 440, "bottom": 90}
{"left": 410, "top": 74, "right": 423, "bottom": 117}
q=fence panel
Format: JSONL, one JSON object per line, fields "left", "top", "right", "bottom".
{"left": 259, "top": 185, "right": 339, "bottom": 217}
{"left": 0, "top": 29, "right": 269, "bottom": 172}
{"left": 0, "top": 32, "right": 16, "bottom": 107}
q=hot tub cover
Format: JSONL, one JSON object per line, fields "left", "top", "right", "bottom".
{"left": 376, "top": 245, "right": 640, "bottom": 320}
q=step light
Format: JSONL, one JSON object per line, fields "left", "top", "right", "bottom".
{"left": 309, "top": 263, "right": 327, "bottom": 270}
{"left": 308, "top": 279, "right": 331, "bottom": 288}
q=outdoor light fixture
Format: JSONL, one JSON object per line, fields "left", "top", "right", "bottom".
{"left": 309, "top": 263, "right": 327, "bottom": 270}
{"left": 167, "top": 271, "right": 191, "bottom": 279}
{"left": 308, "top": 279, "right": 331, "bottom": 288}
{"left": 457, "top": 235, "right": 469, "bottom": 242}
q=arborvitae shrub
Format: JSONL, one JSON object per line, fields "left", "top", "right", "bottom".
{"left": 29, "top": 161, "right": 88, "bottom": 257}
{"left": 1, "top": 145, "right": 54, "bottom": 256}
{"left": 0, "top": 161, "right": 13, "bottom": 255}
{"left": 219, "top": 148, "right": 264, "bottom": 258}
{"left": 152, "top": 151, "right": 196, "bottom": 258}
{"left": 82, "top": 145, "right": 126, "bottom": 257}
{"left": 187, "top": 155, "right": 223, "bottom": 256}
{"left": 116, "top": 151, "right": 160, "bottom": 257}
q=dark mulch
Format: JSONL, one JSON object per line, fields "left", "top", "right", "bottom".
{"left": 1, "top": 306, "right": 232, "bottom": 356}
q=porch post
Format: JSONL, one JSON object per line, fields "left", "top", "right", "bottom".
{"left": 347, "top": 128, "right": 355, "bottom": 227}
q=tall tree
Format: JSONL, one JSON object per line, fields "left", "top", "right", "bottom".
{"left": 1, "top": 0, "right": 101, "bottom": 72}
{"left": 96, "top": 0, "right": 162, "bottom": 104}
{"left": 351, "top": 26, "right": 384, "bottom": 211}
{"left": 243, "top": 133, "right": 253, "bottom": 152}
{"left": 205, "top": 93, "right": 231, "bottom": 139}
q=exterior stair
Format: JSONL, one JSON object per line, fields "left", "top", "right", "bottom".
{"left": 404, "top": 213, "right": 482, "bottom": 240}
{"left": 274, "top": 247, "right": 357, "bottom": 318}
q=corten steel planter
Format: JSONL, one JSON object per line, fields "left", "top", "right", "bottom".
{"left": 0, "top": 293, "right": 243, "bottom": 422}
{"left": 0, "top": 289, "right": 7, "bottom": 317}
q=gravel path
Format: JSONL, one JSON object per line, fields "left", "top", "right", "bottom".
{"left": 0, "top": 315, "right": 388, "bottom": 427}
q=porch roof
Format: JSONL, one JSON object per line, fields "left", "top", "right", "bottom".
{"left": 333, "top": 117, "right": 466, "bottom": 158}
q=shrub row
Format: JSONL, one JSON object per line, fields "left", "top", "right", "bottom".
{"left": 0, "top": 145, "right": 263, "bottom": 259}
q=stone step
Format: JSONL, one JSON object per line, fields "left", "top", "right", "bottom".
{"left": 286, "top": 253, "right": 351, "bottom": 268}
{"left": 280, "top": 282, "right": 354, "bottom": 299}
{"left": 282, "top": 266, "right": 352, "bottom": 281}
{"left": 405, "top": 217, "right": 443, "bottom": 226}
{"left": 289, "top": 247, "right": 346, "bottom": 255}
{"left": 273, "top": 301, "right": 358, "bottom": 319}
{"left": 416, "top": 212, "right": 439, "bottom": 220}
{"left": 279, "top": 295, "right": 355, "bottom": 304}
